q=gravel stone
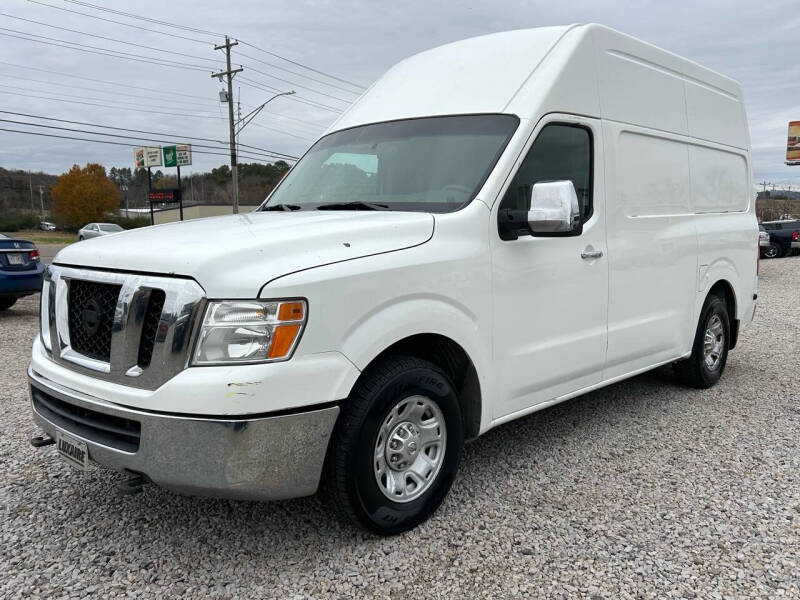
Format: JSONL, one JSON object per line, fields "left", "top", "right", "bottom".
{"left": 1, "top": 258, "right": 799, "bottom": 598}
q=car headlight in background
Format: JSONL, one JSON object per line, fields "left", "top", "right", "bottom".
{"left": 192, "top": 299, "right": 307, "bottom": 365}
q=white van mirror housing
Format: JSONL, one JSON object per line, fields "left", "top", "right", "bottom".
{"left": 527, "top": 180, "right": 582, "bottom": 235}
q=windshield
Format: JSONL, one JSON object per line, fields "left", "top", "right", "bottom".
{"left": 260, "top": 114, "right": 519, "bottom": 213}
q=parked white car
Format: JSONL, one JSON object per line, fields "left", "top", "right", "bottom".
{"left": 77, "top": 222, "right": 123, "bottom": 241}
{"left": 29, "top": 24, "right": 758, "bottom": 534}
{"left": 39, "top": 221, "right": 56, "bottom": 231}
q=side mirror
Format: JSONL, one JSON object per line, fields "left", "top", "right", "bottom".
{"left": 527, "top": 180, "right": 582, "bottom": 235}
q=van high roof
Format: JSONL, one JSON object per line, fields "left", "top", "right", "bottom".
{"left": 331, "top": 24, "right": 748, "bottom": 150}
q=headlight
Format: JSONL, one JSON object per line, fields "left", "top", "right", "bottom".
{"left": 192, "top": 299, "right": 307, "bottom": 365}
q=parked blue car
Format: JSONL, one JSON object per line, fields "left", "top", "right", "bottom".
{"left": 0, "top": 233, "right": 44, "bottom": 311}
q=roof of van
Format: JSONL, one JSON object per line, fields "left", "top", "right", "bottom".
{"left": 329, "top": 24, "right": 749, "bottom": 150}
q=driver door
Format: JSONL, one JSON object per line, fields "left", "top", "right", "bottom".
{"left": 490, "top": 116, "right": 608, "bottom": 419}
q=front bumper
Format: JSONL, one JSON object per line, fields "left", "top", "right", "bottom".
{"left": 29, "top": 367, "right": 340, "bottom": 501}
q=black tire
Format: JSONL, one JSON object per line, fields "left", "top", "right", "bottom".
{"left": 763, "top": 242, "right": 782, "bottom": 259}
{"left": 78, "top": 235, "right": 84, "bottom": 241}
{"left": 0, "top": 297, "right": 17, "bottom": 311}
{"left": 322, "top": 355, "right": 463, "bottom": 535}
{"left": 674, "top": 294, "right": 730, "bottom": 389}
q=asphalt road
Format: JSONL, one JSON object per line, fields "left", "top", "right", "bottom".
{"left": 0, "top": 258, "right": 798, "bottom": 599}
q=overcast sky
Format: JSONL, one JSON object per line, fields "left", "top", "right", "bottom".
{"left": 1, "top": 0, "right": 798, "bottom": 189}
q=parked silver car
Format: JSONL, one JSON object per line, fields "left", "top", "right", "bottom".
{"left": 77, "top": 223, "right": 123, "bottom": 241}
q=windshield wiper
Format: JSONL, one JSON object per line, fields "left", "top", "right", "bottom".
{"left": 315, "top": 201, "right": 389, "bottom": 211}
{"left": 263, "top": 203, "right": 302, "bottom": 211}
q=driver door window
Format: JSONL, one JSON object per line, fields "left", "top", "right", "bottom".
{"left": 499, "top": 123, "right": 592, "bottom": 222}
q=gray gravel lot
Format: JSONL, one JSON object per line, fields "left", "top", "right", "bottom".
{"left": 1, "top": 259, "right": 798, "bottom": 599}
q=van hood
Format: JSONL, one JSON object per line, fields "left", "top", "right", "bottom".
{"left": 54, "top": 211, "right": 434, "bottom": 297}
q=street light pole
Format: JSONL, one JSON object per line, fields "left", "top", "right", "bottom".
{"left": 236, "top": 91, "right": 296, "bottom": 135}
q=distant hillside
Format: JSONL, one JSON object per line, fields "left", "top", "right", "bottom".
{"left": 0, "top": 168, "right": 59, "bottom": 213}
{"left": 0, "top": 161, "right": 291, "bottom": 216}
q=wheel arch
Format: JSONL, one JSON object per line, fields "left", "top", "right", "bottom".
{"left": 352, "top": 333, "right": 483, "bottom": 441}
{"left": 707, "top": 278, "right": 739, "bottom": 349}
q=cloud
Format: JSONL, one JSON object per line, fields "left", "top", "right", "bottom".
{"left": 2, "top": 0, "right": 798, "bottom": 186}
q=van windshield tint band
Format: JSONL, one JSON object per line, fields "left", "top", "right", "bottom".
{"left": 260, "top": 114, "right": 520, "bottom": 214}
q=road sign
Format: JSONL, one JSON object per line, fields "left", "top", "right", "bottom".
{"left": 134, "top": 146, "right": 163, "bottom": 167}
{"left": 163, "top": 144, "right": 192, "bottom": 168}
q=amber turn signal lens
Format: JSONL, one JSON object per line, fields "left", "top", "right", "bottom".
{"left": 278, "top": 301, "right": 305, "bottom": 321}
{"left": 268, "top": 324, "right": 301, "bottom": 358}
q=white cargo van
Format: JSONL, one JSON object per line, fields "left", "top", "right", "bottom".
{"left": 29, "top": 24, "right": 757, "bottom": 534}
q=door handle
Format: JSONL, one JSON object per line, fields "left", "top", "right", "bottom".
{"left": 581, "top": 248, "right": 603, "bottom": 260}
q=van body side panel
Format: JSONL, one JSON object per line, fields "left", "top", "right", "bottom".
{"left": 602, "top": 121, "right": 699, "bottom": 379}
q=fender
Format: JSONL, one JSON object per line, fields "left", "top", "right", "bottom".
{"left": 337, "top": 294, "right": 493, "bottom": 434}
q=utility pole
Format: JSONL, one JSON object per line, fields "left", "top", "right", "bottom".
{"left": 759, "top": 181, "right": 769, "bottom": 194}
{"left": 212, "top": 36, "right": 243, "bottom": 214}
{"left": 38, "top": 185, "right": 44, "bottom": 215}
{"left": 28, "top": 171, "right": 34, "bottom": 211}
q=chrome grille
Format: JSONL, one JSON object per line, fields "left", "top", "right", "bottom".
{"left": 67, "top": 279, "right": 121, "bottom": 362}
{"left": 137, "top": 289, "right": 165, "bottom": 368}
{"left": 43, "top": 265, "right": 205, "bottom": 390}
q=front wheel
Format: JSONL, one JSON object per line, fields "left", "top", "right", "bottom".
{"left": 674, "top": 294, "right": 730, "bottom": 388}
{"left": 78, "top": 235, "right": 84, "bottom": 241}
{"left": 322, "top": 355, "right": 463, "bottom": 535}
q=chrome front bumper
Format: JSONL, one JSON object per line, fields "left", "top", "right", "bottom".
{"left": 29, "top": 367, "right": 340, "bottom": 501}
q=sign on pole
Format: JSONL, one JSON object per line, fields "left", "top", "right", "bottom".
{"left": 148, "top": 189, "right": 181, "bottom": 203}
{"left": 134, "top": 146, "right": 163, "bottom": 167}
{"left": 163, "top": 144, "right": 192, "bottom": 168}
{"left": 787, "top": 122, "right": 800, "bottom": 165}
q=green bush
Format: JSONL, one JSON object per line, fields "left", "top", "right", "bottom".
{"left": 0, "top": 211, "right": 40, "bottom": 232}
{"left": 113, "top": 216, "right": 151, "bottom": 230}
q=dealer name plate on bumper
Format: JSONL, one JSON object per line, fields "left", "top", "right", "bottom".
{"left": 56, "top": 432, "right": 89, "bottom": 471}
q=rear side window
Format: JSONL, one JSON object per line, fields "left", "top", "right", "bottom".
{"left": 499, "top": 124, "right": 593, "bottom": 221}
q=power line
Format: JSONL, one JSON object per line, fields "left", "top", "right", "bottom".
{"left": 238, "top": 62, "right": 354, "bottom": 104}
{"left": 0, "top": 110, "right": 299, "bottom": 159}
{"left": 0, "top": 28, "right": 211, "bottom": 72}
{"left": 41, "top": 0, "right": 366, "bottom": 90}
{"left": 0, "top": 88, "right": 224, "bottom": 118}
{"left": 2, "top": 77, "right": 221, "bottom": 110}
{"left": 0, "top": 60, "right": 219, "bottom": 102}
{"left": 64, "top": 0, "right": 224, "bottom": 37}
{"left": 239, "top": 77, "right": 343, "bottom": 113}
{"left": 0, "top": 126, "right": 291, "bottom": 163}
{"left": 0, "top": 12, "right": 220, "bottom": 64}
{"left": 27, "top": 0, "right": 213, "bottom": 45}
{"left": 238, "top": 40, "right": 367, "bottom": 91}
{"left": 235, "top": 50, "right": 362, "bottom": 96}
{"left": 1, "top": 88, "right": 319, "bottom": 142}
{"left": 0, "top": 117, "right": 294, "bottom": 161}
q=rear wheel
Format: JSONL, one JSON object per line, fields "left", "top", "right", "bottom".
{"left": 763, "top": 242, "right": 782, "bottom": 259}
{"left": 674, "top": 294, "right": 729, "bottom": 388}
{"left": 0, "top": 297, "right": 18, "bottom": 311}
{"left": 322, "top": 355, "right": 463, "bottom": 535}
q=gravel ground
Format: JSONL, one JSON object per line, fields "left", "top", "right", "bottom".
{"left": 1, "top": 258, "right": 798, "bottom": 599}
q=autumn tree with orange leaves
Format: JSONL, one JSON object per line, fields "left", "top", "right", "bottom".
{"left": 52, "top": 163, "right": 120, "bottom": 229}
